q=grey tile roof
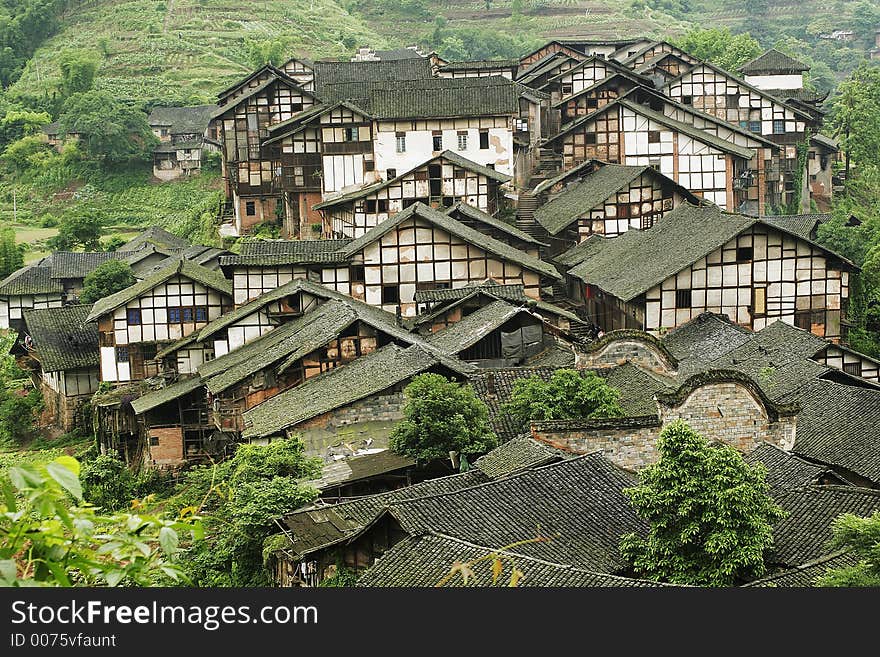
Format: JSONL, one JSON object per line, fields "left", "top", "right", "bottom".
{"left": 48, "top": 251, "right": 115, "bottom": 280}
{"left": 744, "top": 550, "right": 859, "bottom": 587}
{"left": 384, "top": 453, "right": 643, "bottom": 572}
{"left": 661, "top": 312, "right": 753, "bottom": 376}
{"left": 545, "top": 54, "right": 650, "bottom": 86}
{"left": 0, "top": 265, "right": 63, "bottom": 296}
{"left": 744, "top": 443, "right": 835, "bottom": 491}
{"left": 147, "top": 105, "right": 215, "bottom": 135}
{"left": 426, "top": 300, "right": 528, "bottom": 354}
{"left": 516, "top": 52, "right": 579, "bottom": 86}
{"left": 218, "top": 239, "right": 351, "bottom": 267}
{"left": 313, "top": 152, "right": 511, "bottom": 210}
{"left": 782, "top": 379, "right": 880, "bottom": 485}
{"left": 760, "top": 214, "right": 829, "bottom": 242}
{"left": 212, "top": 75, "right": 313, "bottom": 118}
{"left": 357, "top": 532, "right": 670, "bottom": 587}
{"left": 567, "top": 204, "right": 756, "bottom": 302}
{"left": 242, "top": 344, "right": 445, "bottom": 439}
{"left": 472, "top": 434, "right": 569, "bottom": 479}
{"left": 739, "top": 49, "right": 809, "bottom": 74}
{"left": 438, "top": 59, "right": 520, "bottom": 72}
{"left": 341, "top": 202, "right": 562, "bottom": 280}
{"left": 22, "top": 305, "right": 98, "bottom": 373}
{"left": 810, "top": 133, "right": 839, "bottom": 151}
{"left": 199, "top": 300, "right": 359, "bottom": 394}
{"left": 312, "top": 58, "right": 434, "bottom": 95}
{"left": 130, "top": 376, "right": 205, "bottom": 415}
{"left": 302, "top": 450, "right": 416, "bottom": 491}
{"left": 599, "top": 362, "right": 671, "bottom": 416}
{"left": 86, "top": 258, "right": 232, "bottom": 322}
{"left": 445, "top": 201, "right": 543, "bottom": 246}
{"left": 414, "top": 280, "right": 528, "bottom": 304}
{"left": 771, "top": 486, "right": 880, "bottom": 566}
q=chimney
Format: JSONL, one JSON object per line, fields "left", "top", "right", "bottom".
{"left": 449, "top": 450, "right": 460, "bottom": 470}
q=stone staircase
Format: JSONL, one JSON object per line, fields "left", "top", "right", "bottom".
{"left": 515, "top": 191, "right": 541, "bottom": 239}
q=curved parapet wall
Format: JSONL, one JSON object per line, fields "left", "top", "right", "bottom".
{"left": 578, "top": 329, "right": 679, "bottom": 375}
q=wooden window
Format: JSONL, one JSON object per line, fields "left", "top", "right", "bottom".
{"left": 395, "top": 132, "right": 406, "bottom": 153}
{"left": 377, "top": 200, "right": 389, "bottom": 212}
{"left": 365, "top": 158, "right": 375, "bottom": 172}
{"left": 365, "top": 200, "right": 377, "bottom": 213}
{"left": 726, "top": 94, "right": 741, "bottom": 109}
{"left": 149, "top": 436, "right": 160, "bottom": 446}
{"left": 794, "top": 311, "right": 811, "bottom": 330}
{"left": 616, "top": 203, "right": 631, "bottom": 218}
{"left": 681, "top": 95, "right": 692, "bottom": 105}
{"left": 675, "top": 289, "right": 692, "bottom": 309}
{"left": 584, "top": 133, "right": 597, "bottom": 144}
{"left": 773, "top": 119, "right": 785, "bottom": 135}
{"left": 245, "top": 201, "right": 256, "bottom": 216}
{"left": 457, "top": 131, "right": 468, "bottom": 151}
{"left": 585, "top": 98, "right": 598, "bottom": 109}
{"left": 386, "top": 168, "right": 396, "bottom": 179}
{"left": 648, "top": 158, "right": 661, "bottom": 171}
{"left": 752, "top": 287, "right": 766, "bottom": 317}
{"left": 382, "top": 285, "right": 400, "bottom": 304}
{"left": 432, "top": 132, "right": 443, "bottom": 151}
{"left": 116, "top": 346, "right": 129, "bottom": 363}
{"left": 479, "top": 129, "right": 489, "bottom": 150}
{"left": 182, "top": 307, "right": 194, "bottom": 322}
{"left": 748, "top": 121, "right": 761, "bottom": 134}
{"left": 343, "top": 127, "right": 359, "bottom": 141}
{"left": 126, "top": 309, "right": 141, "bottom": 325}
{"left": 168, "top": 307, "right": 181, "bottom": 323}
{"left": 195, "top": 307, "right": 208, "bottom": 322}
{"left": 350, "top": 265, "right": 365, "bottom": 282}
{"left": 142, "top": 343, "right": 158, "bottom": 360}
{"left": 561, "top": 83, "right": 573, "bottom": 95}
{"left": 736, "top": 246, "right": 754, "bottom": 262}
{"left": 648, "top": 130, "right": 661, "bottom": 143}
{"left": 843, "top": 362, "right": 861, "bottom": 376}
{"left": 640, "top": 214, "right": 655, "bottom": 230}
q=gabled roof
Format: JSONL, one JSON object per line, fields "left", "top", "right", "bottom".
{"left": 425, "top": 300, "right": 535, "bottom": 354}
{"left": 438, "top": 59, "right": 519, "bottom": 72}
{"left": 119, "top": 226, "right": 189, "bottom": 252}
{"left": 567, "top": 204, "right": 754, "bottom": 301}
{"left": 413, "top": 280, "right": 529, "bottom": 305}
{"left": 761, "top": 213, "right": 829, "bottom": 242}
{"left": 312, "top": 58, "right": 434, "bottom": 96}
{"left": 86, "top": 259, "right": 232, "bottom": 322}
{"left": 545, "top": 54, "right": 650, "bottom": 86}
{"left": 48, "top": 251, "right": 115, "bottom": 280}
{"left": 739, "top": 49, "right": 809, "bottom": 75}
{"left": 263, "top": 100, "right": 371, "bottom": 144}
{"left": 619, "top": 40, "right": 698, "bottom": 67}
{"left": 130, "top": 376, "right": 205, "bottom": 415}
{"left": 23, "top": 305, "right": 98, "bottom": 373}
{"left": 218, "top": 239, "right": 351, "bottom": 268}
{"left": 313, "top": 152, "right": 511, "bottom": 210}
{"left": 516, "top": 51, "right": 580, "bottom": 86}
{"left": 534, "top": 163, "right": 700, "bottom": 235}
{"left": 549, "top": 72, "right": 641, "bottom": 109}
{"left": 745, "top": 443, "right": 837, "bottom": 491}
{"left": 147, "top": 105, "right": 215, "bottom": 134}
{"left": 445, "top": 201, "right": 544, "bottom": 247}
{"left": 340, "top": 203, "right": 562, "bottom": 280}
{"left": 0, "top": 265, "right": 63, "bottom": 297}
{"left": 303, "top": 450, "right": 416, "bottom": 492}
{"left": 633, "top": 50, "right": 695, "bottom": 76}
{"left": 600, "top": 362, "right": 672, "bottom": 416}
{"left": 472, "top": 434, "right": 570, "bottom": 479}
{"left": 661, "top": 312, "right": 753, "bottom": 375}
{"left": 357, "top": 532, "right": 669, "bottom": 587}
{"left": 810, "top": 133, "right": 839, "bottom": 151}
{"left": 212, "top": 75, "right": 315, "bottom": 119}
{"left": 744, "top": 549, "right": 858, "bottom": 587}
{"left": 242, "top": 344, "right": 448, "bottom": 439}
{"left": 216, "top": 63, "right": 306, "bottom": 101}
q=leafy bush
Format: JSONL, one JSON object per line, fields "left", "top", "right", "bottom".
{"left": 389, "top": 373, "right": 497, "bottom": 463}
{"left": 817, "top": 511, "right": 880, "bottom": 587}
{"left": 501, "top": 369, "right": 624, "bottom": 426}
{"left": 79, "top": 260, "right": 136, "bottom": 304}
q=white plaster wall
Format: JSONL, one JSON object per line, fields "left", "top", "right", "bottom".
{"left": 373, "top": 127, "right": 513, "bottom": 177}
{"left": 744, "top": 73, "right": 803, "bottom": 90}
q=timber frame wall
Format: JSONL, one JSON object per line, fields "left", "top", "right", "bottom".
{"left": 0, "top": 294, "right": 63, "bottom": 330}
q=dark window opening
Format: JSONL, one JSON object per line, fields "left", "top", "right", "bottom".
{"left": 681, "top": 95, "right": 692, "bottom": 105}
{"left": 377, "top": 199, "right": 389, "bottom": 213}
{"left": 149, "top": 436, "right": 160, "bottom": 446}
{"left": 726, "top": 94, "right": 741, "bottom": 109}
{"left": 433, "top": 133, "right": 443, "bottom": 151}
{"left": 675, "top": 289, "right": 692, "bottom": 308}
{"left": 386, "top": 168, "right": 396, "bottom": 179}
{"left": 773, "top": 119, "right": 785, "bottom": 135}
{"left": 843, "top": 362, "right": 861, "bottom": 376}
{"left": 245, "top": 201, "right": 256, "bottom": 216}
{"left": 350, "top": 265, "right": 365, "bottom": 282}
{"left": 585, "top": 133, "right": 597, "bottom": 144}
{"left": 126, "top": 309, "right": 141, "bottom": 325}
{"left": 479, "top": 130, "right": 489, "bottom": 150}
{"left": 585, "top": 98, "right": 598, "bottom": 109}
{"left": 381, "top": 285, "right": 400, "bottom": 305}
{"left": 648, "top": 130, "right": 661, "bottom": 143}
{"left": 736, "top": 246, "right": 754, "bottom": 262}
{"left": 116, "top": 347, "right": 129, "bottom": 363}
{"left": 561, "top": 83, "right": 573, "bottom": 95}
{"left": 365, "top": 200, "right": 377, "bottom": 213}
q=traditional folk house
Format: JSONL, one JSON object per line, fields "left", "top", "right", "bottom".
{"left": 551, "top": 73, "right": 643, "bottom": 128}
{"left": 617, "top": 41, "right": 700, "bottom": 72}
{"left": 148, "top": 105, "right": 218, "bottom": 181}
{"left": 20, "top": 305, "right": 99, "bottom": 431}
{"left": 518, "top": 41, "right": 586, "bottom": 69}
{"left": 312, "top": 152, "right": 512, "bottom": 239}
{"left": 563, "top": 204, "right": 855, "bottom": 340}
{"left": 437, "top": 60, "right": 519, "bottom": 80}
{"left": 86, "top": 259, "right": 232, "bottom": 383}
{"left": 664, "top": 60, "right": 815, "bottom": 211}
{"left": 543, "top": 96, "right": 756, "bottom": 210}
{"left": 808, "top": 133, "right": 840, "bottom": 210}
{"left": 531, "top": 160, "right": 701, "bottom": 253}
{"left": 540, "top": 55, "right": 651, "bottom": 106}
{"left": 0, "top": 263, "right": 64, "bottom": 331}
{"left": 212, "top": 65, "right": 319, "bottom": 234}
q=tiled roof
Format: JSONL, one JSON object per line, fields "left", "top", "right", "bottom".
{"left": 534, "top": 165, "right": 658, "bottom": 235}
{"left": 810, "top": 133, "right": 839, "bottom": 151}
{"left": 545, "top": 54, "right": 650, "bottom": 86}
{"left": 384, "top": 454, "right": 643, "bottom": 573}
{"left": 312, "top": 58, "right": 434, "bottom": 95}
{"left": 445, "top": 201, "right": 544, "bottom": 246}
{"left": 744, "top": 443, "right": 834, "bottom": 491}
{"left": 771, "top": 486, "right": 880, "bottom": 566}
{"left": 0, "top": 265, "right": 63, "bottom": 296}
{"left": 198, "top": 300, "right": 359, "bottom": 394}
{"left": 744, "top": 550, "right": 859, "bottom": 587}
{"left": 130, "top": 376, "right": 205, "bottom": 415}
{"left": 242, "top": 344, "right": 447, "bottom": 439}
{"left": 566, "top": 204, "right": 756, "bottom": 302}
{"left": 739, "top": 49, "right": 809, "bottom": 74}
{"left": 599, "top": 362, "right": 670, "bottom": 416}
{"left": 414, "top": 280, "right": 528, "bottom": 304}
{"left": 302, "top": 450, "right": 416, "bottom": 491}
{"left": 782, "top": 379, "right": 880, "bottom": 485}
{"left": 516, "top": 52, "right": 579, "bottom": 86}
{"left": 22, "top": 305, "right": 98, "bottom": 373}
{"left": 48, "top": 251, "right": 116, "bottom": 280}
{"left": 426, "top": 300, "right": 530, "bottom": 354}
{"left": 313, "top": 152, "right": 511, "bottom": 210}
{"left": 218, "top": 239, "right": 351, "bottom": 267}
{"left": 661, "top": 312, "right": 753, "bottom": 375}
{"left": 86, "top": 259, "right": 232, "bottom": 322}
{"left": 357, "top": 532, "right": 669, "bottom": 587}
{"left": 341, "top": 202, "right": 562, "bottom": 280}
{"left": 472, "top": 434, "right": 569, "bottom": 479}
{"left": 438, "top": 59, "right": 519, "bottom": 72}
{"left": 147, "top": 105, "right": 215, "bottom": 135}
{"left": 212, "top": 75, "right": 313, "bottom": 118}
{"left": 760, "top": 214, "right": 829, "bottom": 242}
{"left": 469, "top": 367, "right": 564, "bottom": 442}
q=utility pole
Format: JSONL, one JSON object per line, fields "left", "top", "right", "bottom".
{"left": 12, "top": 187, "right": 16, "bottom": 223}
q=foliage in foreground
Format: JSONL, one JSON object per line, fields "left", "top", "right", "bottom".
{"left": 817, "top": 511, "right": 880, "bottom": 587}
{"left": 620, "top": 420, "right": 786, "bottom": 586}
{"left": 0, "top": 456, "right": 200, "bottom": 586}
{"left": 501, "top": 369, "right": 624, "bottom": 426}
{"left": 389, "top": 373, "right": 497, "bottom": 463}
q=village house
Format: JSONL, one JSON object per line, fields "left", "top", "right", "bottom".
{"left": 148, "top": 105, "right": 219, "bottom": 181}
{"left": 561, "top": 203, "right": 855, "bottom": 341}
{"left": 85, "top": 258, "right": 232, "bottom": 384}
{"left": 20, "top": 305, "right": 99, "bottom": 432}
{"left": 0, "top": 262, "right": 64, "bottom": 331}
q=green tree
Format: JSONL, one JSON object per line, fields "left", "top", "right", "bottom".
{"left": 0, "top": 108, "right": 51, "bottom": 150}
{"left": 620, "top": 421, "right": 786, "bottom": 586}
{"left": 1, "top": 134, "right": 50, "bottom": 172}
{"left": 501, "top": 369, "right": 624, "bottom": 426}
{"left": 102, "top": 235, "right": 127, "bottom": 252}
{"left": 816, "top": 512, "right": 880, "bottom": 587}
{"left": 0, "top": 456, "right": 200, "bottom": 586}
{"left": 58, "top": 91, "right": 157, "bottom": 165}
{"left": 79, "top": 260, "right": 135, "bottom": 304}
{"left": 175, "top": 437, "right": 321, "bottom": 586}
{"left": 673, "top": 28, "right": 763, "bottom": 72}
{"left": 0, "top": 228, "right": 24, "bottom": 278}
{"left": 831, "top": 64, "right": 880, "bottom": 169}
{"left": 389, "top": 373, "right": 497, "bottom": 463}
{"left": 58, "top": 50, "right": 100, "bottom": 97}
{"left": 47, "top": 209, "right": 103, "bottom": 251}
{"left": 244, "top": 38, "right": 286, "bottom": 68}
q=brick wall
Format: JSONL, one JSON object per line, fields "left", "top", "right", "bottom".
{"left": 39, "top": 381, "right": 90, "bottom": 432}
{"left": 148, "top": 427, "right": 184, "bottom": 466}
{"left": 287, "top": 390, "right": 405, "bottom": 455}
{"left": 578, "top": 338, "right": 676, "bottom": 375}
{"left": 531, "top": 417, "right": 662, "bottom": 470}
